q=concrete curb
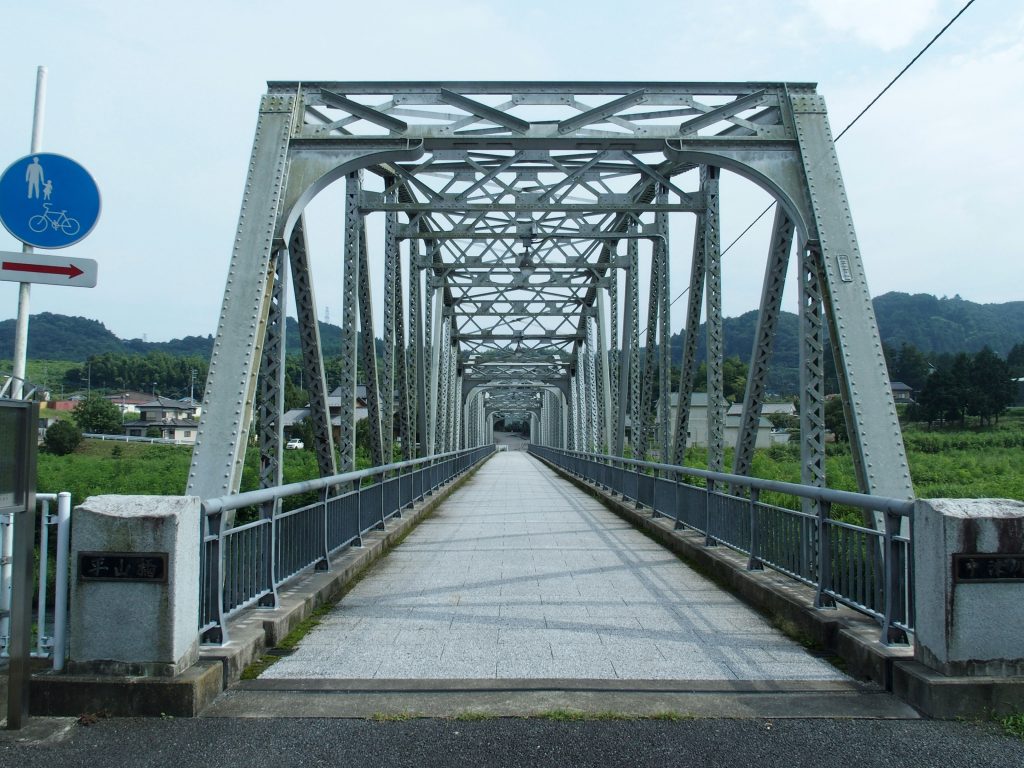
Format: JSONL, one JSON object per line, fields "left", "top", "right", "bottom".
{"left": 27, "top": 452, "right": 494, "bottom": 718}
{"left": 534, "top": 454, "right": 1024, "bottom": 719}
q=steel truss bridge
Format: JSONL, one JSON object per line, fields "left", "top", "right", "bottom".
{"left": 186, "top": 81, "right": 913, "bottom": 513}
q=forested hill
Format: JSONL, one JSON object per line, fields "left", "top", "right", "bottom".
{"left": 2, "top": 293, "right": 1022, "bottom": 364}
{"left": 0, "top": 313, "right": 347, "bottom": 362}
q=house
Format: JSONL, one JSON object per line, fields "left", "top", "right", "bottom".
{"left": 890, "top": 381, "right": 914, "bottom": 404}
{"left": 122, "top": 396, "right": 200, "bottom": 443}
{"left": 282, "top": 385, "right": 373, "bottom": 443}
{"left": 657, "top": 392, "right": 777, "bottom": 451}
{"left": 102, "top": 391, "right": 153, "bottom": 418}
{"left": 726, "top": 402, "right": 796, "bottom": 419}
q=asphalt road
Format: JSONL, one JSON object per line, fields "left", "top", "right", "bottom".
{"left": 2, "top": 717, "right": 1022, "bottom": 768}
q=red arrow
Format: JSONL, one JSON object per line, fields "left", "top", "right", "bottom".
{"left": 1, "top": 260, "right": 84, "bottom": 279}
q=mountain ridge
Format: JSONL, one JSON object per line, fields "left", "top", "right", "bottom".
{"left": 2, "top": 293, "right": 1022, "bottom": 372}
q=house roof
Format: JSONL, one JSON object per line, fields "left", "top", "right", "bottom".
{"left": 726, "top": 403, "right": 796, "bottom": 417}
{"left": 139, "top": 396, "right": 197, "bottom": 410}
{"left": 890, "top": 381, "right": 913, "bottom": 392}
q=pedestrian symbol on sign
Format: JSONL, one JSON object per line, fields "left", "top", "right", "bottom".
{"left": 26, "top": 157, "right": 44, "bottom": 199}
{"left": 0, "top": 153, "right": 100, "bottom": 249}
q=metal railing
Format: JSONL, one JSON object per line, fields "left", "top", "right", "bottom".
{"left": 0, "top": 492, "right": 71, "bottom": 670}
{"left": 199, "top": 445, "right": 494, "bottom": 643}
{"left": 530, "top": 446, "right": 914, "bottom": 644}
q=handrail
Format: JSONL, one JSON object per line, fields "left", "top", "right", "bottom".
{"left": 551, "top": 448, "right": 915, "bottom": 516}
{"left": 198, "top": 445, "right": 495, "bottom": 643}
{"left": 530, "top": 445, "right": 914, "bottom": 644}
{"left": 202, "top": 447, "right": 480, "bottom": 515}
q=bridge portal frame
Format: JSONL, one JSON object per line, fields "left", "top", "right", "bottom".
{"left": 186, "top": 82, "right": 912, "bottom": 521}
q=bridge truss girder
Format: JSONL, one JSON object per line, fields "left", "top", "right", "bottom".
{"left": 188, "top": 82, "right": 913, "bottom": 520}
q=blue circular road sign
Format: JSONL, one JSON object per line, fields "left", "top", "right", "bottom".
{"left": 0, "top": 153, "right": 101, "bottom": 249}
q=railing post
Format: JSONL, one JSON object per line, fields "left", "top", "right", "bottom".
{"left": 704, "top": 479, "right": 717, "bottom": 546}
{"left": 746, "top": 488, "right": 763, "bottom": 570}
{"left": 52, "top": 492, "right": 71, "bottom": 670}
{"left": 257, "top": 500, "right": 280, "bottom": 608}
{"left": 316, "top": 486, "right": 330, "bottom": 571}
{"left": 881, "top": 510, "right": 906, "bottom": 645}
{"left": 36, "top": 498, "right": 51, "bottom": 658}
{"left": 201, "top": 509, "right": 228, "bottom": 644}
{"left": 814, "top": 499, "right": 836, "bottom": 609}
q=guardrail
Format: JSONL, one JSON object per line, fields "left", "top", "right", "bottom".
{"left": 0, "top": 492, "right": 71, "bottom": 670}
{"left": 199, "top": 445, "right": 495, "bottom": 643}
{"left": 83, "top": 432, "right": 191, "bottom": 446}
{"left": 529, "top": 445, "right": 914, "bottom": 644}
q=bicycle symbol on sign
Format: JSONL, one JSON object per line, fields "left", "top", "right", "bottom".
{"left": 28, "top": 203, "right": 81, "bottom": 236}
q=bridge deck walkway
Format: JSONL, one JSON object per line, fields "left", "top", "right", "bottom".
{"left": 261, "top": 451, "right": 846, "bottom": 682}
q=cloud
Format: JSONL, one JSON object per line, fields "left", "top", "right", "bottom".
{"left": 802, "top": 0, "right": 940, "bottom": 51}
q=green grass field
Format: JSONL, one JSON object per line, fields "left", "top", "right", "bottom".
{"left": 36, "top": 412, "right": 1024, "bottom": 509}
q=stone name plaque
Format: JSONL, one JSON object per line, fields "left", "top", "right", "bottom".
{"left": 953, "top": 553, "right": 1024, "bottom": 583}
{"left": 78, "top": 552, "right": 168, "bottom": 583}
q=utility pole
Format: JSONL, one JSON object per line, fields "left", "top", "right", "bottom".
{"left": 11, "top": 66, "right": 47, "bottom": 400}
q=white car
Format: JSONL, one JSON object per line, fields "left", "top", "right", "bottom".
{"left": 285, "top": 438, "right": 304, "bottom": 450}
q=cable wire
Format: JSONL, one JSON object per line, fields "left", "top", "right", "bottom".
{"left": 656, "top": 0, "right": 979, "bottom": 319}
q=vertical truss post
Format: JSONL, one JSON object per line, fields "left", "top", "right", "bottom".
{"left": 703, "top": 168, "right": 724, "bottom": 473}
{"left": 426, "top": 282, "right": 442, "bottom": 454}
{"left": 394, "top": 236, "right": 413, "bottom": 461}
{"left": 635, "top": 234, "right": 663, "bottom": 461}
{"left": 447, "top": 336, "right": 459, "bottom": 450}
{"left": 671, "top": 169, "right": 711, "bottom": 466}
{"left": 615, "top": 230, "right": 637, "bottom": 456}
{"left": 585, "top": 313, "right": 599, "bottom": 453}
{"left": 656, "top": 184, "right": 672, "bottom": 462}
{"left": 381, "top": 187, "right": 399, "bottom": 462}
{"left": 289, "top": 216, "right": 337, "bottom": 477}
{"left": 258, "top": 246, "right": 287, "bottom": 492}
{"left": 799, "top": 243, "right": 827, "bottom": 499}
{"left": 452, "top": 362, "right": 462, "bottom": 451}
{"left": 799, "top": 242, "right": 827, "bottom": 580}
{"left": 411, "top": 252, "right": 427, "bottom": 457}
{"left": 337, "top": 171, "right": 362, "bottom": 473}
{"left": 789, "top": 90, "right": 913, "bottom": 505}
{"left": 436, "top": 318, "right": 450, "bottom": 453}
{"left": 596, "top": 289, "right": 613, "bottom": 453}
{"left": 608, "top": 257, "right": 620, "bottom": 452}
{"left": 628, "top": 232, "right": 642, "bottom": 453}
{"left": 734, "top": 209, "right": 794, "bottom": 480}
{"left": 187, "top": 93, "right": 296, "bottom": 500}
{"left": 358, "top": 224, "right": 385, "bottom": 466}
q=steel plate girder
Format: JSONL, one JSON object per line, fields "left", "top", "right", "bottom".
{"left": 187, "top": 93, "right": 296, "bottom": 500}
{"left": 790, "top": 92, "right": 913, "bottom": 502}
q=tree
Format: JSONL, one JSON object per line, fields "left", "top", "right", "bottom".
{"left": 72, "top": 394, "right": 123, "bottom": 434}
{"left": 44, "top": 420, "right": 82, "bottom": 455}
{"left": 824, "top": 397, "right": 848, "bottom": 442}
{"left": 969, "top": 347, "right": 1014, "bottom": 425}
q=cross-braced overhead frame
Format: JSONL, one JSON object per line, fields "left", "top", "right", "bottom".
{"left": 187, "top": 81, "right": 913, "bottom": 519}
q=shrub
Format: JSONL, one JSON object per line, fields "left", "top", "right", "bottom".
{"left": 45, "top": 420, "right": 82, "bottom": 455}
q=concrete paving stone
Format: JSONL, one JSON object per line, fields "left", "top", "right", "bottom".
{"left": 261, "top": 453, "right": 850, "bottom": 682}
{"left": 611, "top": 656, "right": 741, "bottom": 680}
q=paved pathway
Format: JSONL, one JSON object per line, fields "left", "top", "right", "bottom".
{"left": 262, "top": 452, "right": 846, "bottom": 681}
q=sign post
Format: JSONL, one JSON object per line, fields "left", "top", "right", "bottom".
{"left": 0, "top": 66, "right": 101, "bottom": 401}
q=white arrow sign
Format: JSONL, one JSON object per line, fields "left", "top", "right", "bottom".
{"left": 0, "top": 250, "right": 97, "bottom": 287}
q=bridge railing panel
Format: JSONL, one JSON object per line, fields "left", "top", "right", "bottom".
{"left": 199, "top": 445, "right": 495, "bottom": 644}
{"left": 528, "top": 445, "right": 914, "bottom": 645}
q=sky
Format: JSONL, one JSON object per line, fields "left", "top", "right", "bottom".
{"left": 0, "top": 0, "right": 1020, "bottom": 345}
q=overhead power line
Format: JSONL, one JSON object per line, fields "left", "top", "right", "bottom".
{"left": 656, "top": 0, "right": 979, "bottom": 320}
